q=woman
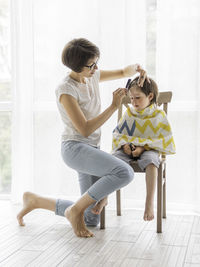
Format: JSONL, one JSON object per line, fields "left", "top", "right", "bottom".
{"left": 17, "top": 38, "right": 148, "bottom": 237}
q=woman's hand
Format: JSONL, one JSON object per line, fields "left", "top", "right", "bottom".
{"left": 123, "top": 64, "right": 138, "bottom": 77}
{"left": 111, "top": 88, "right": 127, "bottom": 109}
{"left": 123, "top": 64, "right": 150, "bottom": 87}
{"left": 135, "top": 65, "right": 150, "bottom": 87}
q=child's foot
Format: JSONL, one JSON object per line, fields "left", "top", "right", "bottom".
{"left": 91, "top": 197, "right": 108, "bottom": 215}
{"left": 65, "top": 205, "right": 94, "bottom": 238}
{"left": 17, "top": 192, "right": 38, "bottom": 226}
{"left": 143, "top": 199, "right": 154, "bottom": 221}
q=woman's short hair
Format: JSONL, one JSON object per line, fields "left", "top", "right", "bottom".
{"left": 62, "top": 38, "right": 100, "bottom": 72}
{"left": 128, "top": 76, "right": 159, "bottom": 104}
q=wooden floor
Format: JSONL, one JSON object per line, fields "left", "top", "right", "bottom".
{"left": 0, "top": 200, "right": 200, "bottom": 267}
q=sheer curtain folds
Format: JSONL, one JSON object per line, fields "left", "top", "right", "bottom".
{"left": 10, "top": 0, "right": 200, "bottom": 214}
{"left": 11, "top": 0, "right": 146, "bottom": 203}
{"left": 156, "top": 0, "right": 200, "bottom": 213}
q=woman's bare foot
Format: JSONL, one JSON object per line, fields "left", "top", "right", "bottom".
{"left": 91, "top": 197, "right": 108, "bottom": 215}
{"left": 143, "top": 199, "right": 154, "bottom": 221}
{"left": 17, "top": 192, "right": 38, "bottom": 226}
{"left": 65, "top": 205, "right": 94, "bottom": 238}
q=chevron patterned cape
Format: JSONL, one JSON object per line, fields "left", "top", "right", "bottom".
{"left": 112, "top": 104, "right": 176, "bottom": 155}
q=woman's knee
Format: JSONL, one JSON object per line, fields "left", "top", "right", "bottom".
{"left": 114, "top": 163, "right": 134, "bottom": 184}
{"left": 125, "top": 165, "right": 134, "bottom": 183}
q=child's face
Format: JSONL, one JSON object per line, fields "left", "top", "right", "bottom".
{"left": 129, "top": 86, "right": 153, "bottom": 111}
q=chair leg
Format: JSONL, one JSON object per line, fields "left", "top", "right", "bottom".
{"left": 163, "top": 163, "right": 166, "bottom": 219}
{"left": 100, "top": 206, "right": 105, "bottom": 229}
{"left": 157, "top": 163, "right": 163, "bottom": 233}
{"left": 116, "top": 190, "right": 121, "bottom": 216}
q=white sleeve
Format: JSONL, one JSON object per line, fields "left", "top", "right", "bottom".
{"left": 56, "top": 84, "right": 79, "bottom": 103}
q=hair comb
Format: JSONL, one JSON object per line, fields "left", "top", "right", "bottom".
{"left": 125, "top": 79, "right": 132, "bottom": 89}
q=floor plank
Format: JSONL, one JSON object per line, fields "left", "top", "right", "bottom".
{"left": 0, "top": 200, "right": 200, "bottom": 267}
{"left": 185, "top": 234, "right": 200, "bottom": 265}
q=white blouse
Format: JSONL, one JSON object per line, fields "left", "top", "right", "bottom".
{"left": 55, "top": 70, "right": 101, "bottom": 147}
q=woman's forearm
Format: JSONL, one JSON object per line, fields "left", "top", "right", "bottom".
{"left": 100, "top": 64, "right": 139, "bottom": 82}
{"left": 84, "top": 104, "right": 117, "bottom": 137}
{"left": 60, "top": 88, "right": 125, "bottom": 138}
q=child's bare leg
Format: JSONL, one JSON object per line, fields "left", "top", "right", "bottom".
{"left": 91, "top": 197, "right": 108, "bottom": 215}
{"left": 144, "top": 164, "right": 157, "bottom": 221}
{"left": 64, "top": 192, "right": 96, "bottom": 238}
{"left": 17, "top": 192, "right": 56, "bottom": 226}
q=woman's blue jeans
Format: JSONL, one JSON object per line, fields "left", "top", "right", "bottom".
{"left": 55, "top": 141, "right": 134, "bottom": 226}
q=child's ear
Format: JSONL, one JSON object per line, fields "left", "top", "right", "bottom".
{"left": 149, "top": 93, "right": 154, "bottom": 101}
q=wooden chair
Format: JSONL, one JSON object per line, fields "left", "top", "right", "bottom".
{"left": 100, "top": 91, "right": 172, "bottom": 233}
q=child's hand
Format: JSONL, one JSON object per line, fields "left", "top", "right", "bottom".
{"left": 122, "top": 144, "right": 132, "bottom": 156}
{"left": 132, "top": 146, "right": 145, "bottom": 158}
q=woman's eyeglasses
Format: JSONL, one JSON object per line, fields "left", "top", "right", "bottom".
{"left": 85, "top": 59, "right": 98, "bottom": 70}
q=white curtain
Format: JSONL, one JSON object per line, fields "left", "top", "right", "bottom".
{"left": 156, "top": 0, "right": 200, "bottom": 213}
{"left": 11, "top": 0, "right": 200, "bottom": 214}
{"left": 11, "top": 0, "right": 146, "bottom": 204}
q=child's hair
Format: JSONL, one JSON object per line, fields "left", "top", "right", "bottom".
{"left": 128, "top": 76, "right": 158, "bottom": 104}
{"left": 61, "top": 38, "right": 100, "bottom": 73}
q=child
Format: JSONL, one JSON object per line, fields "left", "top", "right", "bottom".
{"left": 112, "top": 77, "right": 176, "bottom": 221}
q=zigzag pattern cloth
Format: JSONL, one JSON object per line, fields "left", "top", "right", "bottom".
{"left": 112, "top": 104, "right": 176, "bottom": 155}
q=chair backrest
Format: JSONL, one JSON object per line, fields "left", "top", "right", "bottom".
{"left": 117, "top": 91, "right": 173, "bottom": 162}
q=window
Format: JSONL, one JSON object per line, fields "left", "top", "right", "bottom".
{"left": 7, "top": 0, "right": 158, "bottom": 201}
{"left": 0, "top": 0, "right": 11, "bottom": 194}
{"left": 146, "top": 0, "right": 157, "bottom": 77}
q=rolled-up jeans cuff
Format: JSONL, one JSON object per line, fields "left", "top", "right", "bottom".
{"left": 87, "top": 191, "right": 99, "bottom": 202}
{"left": 55, "top": 198, "right": 74, "bottom": 217}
